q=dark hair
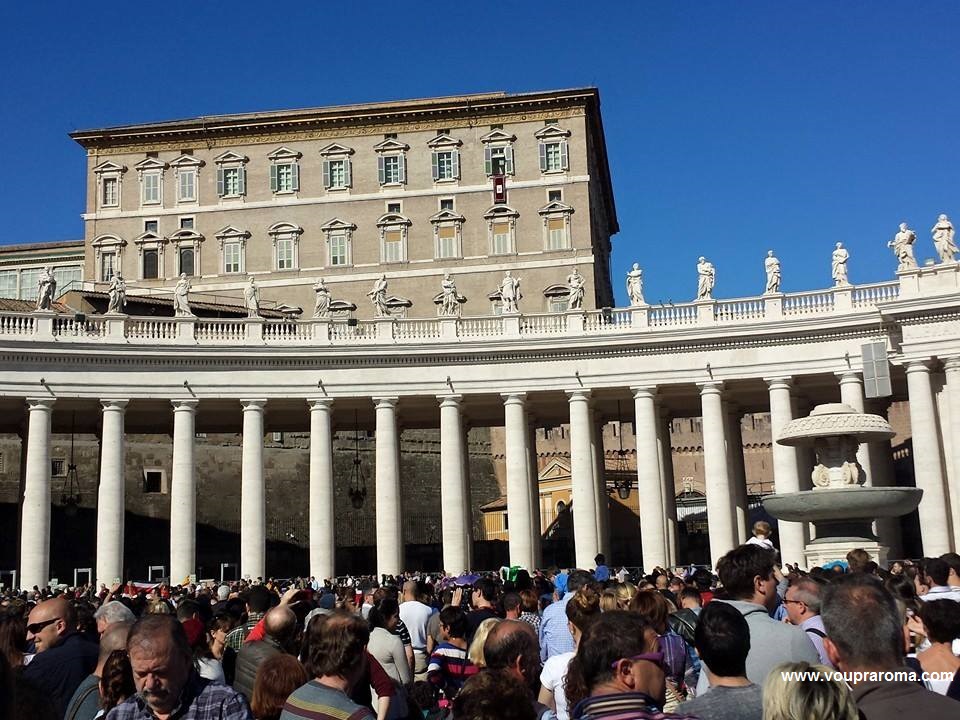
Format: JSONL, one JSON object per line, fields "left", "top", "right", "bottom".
{"left": 717, "top": 545, "right": 775, "bottom": 600}
{"left": 368, "top": 598, "right": 399, "bottom": 631}
{"left": 679, "top": 587, "right": 701, "bottom": 605}
{"left": 821, "top": 575, "right": 902, "bottom": 670}
{"left": 846, "top": 549, "right": 871, "bottom": 573}
{"left": 924, "top": 558, "right": 950, "bottom": 587}
{"left": 919, "top": 599, "right": 960, "bottom": 645}
{"left": 567, "top": 570, "right": 596, "bottom": 595}
{"left": 628, "top": 590, "right": 671, "bottom": 634}
{"left": 176, "top": 599, "right": 202, "bottom": 622}
{"left": 452, "top": 669, "right": 536, "bottom": 720}
{"left": 245, "top": 586, "right": 272, "bottom": 614}
{"left": 99, "top": 649, "right": 135, "bottom": 713}
{"left": 503, "top": 593, "right": 522, "bottom": 614}
{"left": 564, "top": 611, "right": 654, "bottom": 709}
{"left": 473, "top": 577, "right": 498, "bottom": 603}
{"left": 566, "top": 586, "right": 602, "bottom": 633}
{"left": 303, "top": 612, "right": 369, "bottom": 679}
{"left": 251, "top": 654, "right": 308, "bottom": 720}
{"left": 941, "top": 553, "right": 960, "bottom": 578}
{"left": 692, "top": 568, "right": 714, "bottom": 591}
{"left": 439, "top": 606, "right": 469, "bottom": 640}
{"left": 0, "top": 614, "right": 26, "bottom": 669}
{"left": 694, "top": 601, "right": 750, "bottom": 678}
{"left": 127, "top": 614, "right": 191, "bottom": 665}
{"left": 595, "top": 554, "right": 606, "bottom": 565}
{"left": 518, "top": 589, "right": 539, "bottom": 614}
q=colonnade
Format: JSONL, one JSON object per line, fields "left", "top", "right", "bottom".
{"left": 14, "top": 360, "right": 960, "bottom": 590}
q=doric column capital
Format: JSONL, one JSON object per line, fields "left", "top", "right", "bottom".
{"left": 25, "top": 397, "right": 55, "bottom": 411}
{"left": 943, "top": 356, "right": 960, "bottom": 373}
{"left": 373, "top": 396, "right": 399, "bottom": 409}
{"left": 565, "top": 389, "right": 592, "bottom": 402}
{"left": 171, "top": 399, "right": 199, "bottom": 412}
{"left": 630, "top": 386, "right": 658, "bottom": 401}
{"left": 101, "top": 399, "right": 130, "bottom": 412}
{"left": 764, "top": 377, "right": 793, "bottom": 391}
{"left": 437, "top": 394, "right": 463, "bottom": 408}
{"left": 904, "top": 359, "right": 933, "bottom": 375}
{"left": 502, "top": 392, "right": 528, "bottom": 405}
{"left": 306, "top": 397, "right": 334, "bottom": 411}
{"left": 835, "top": 370, "right": 863, "bottom": 384}
{"left": 698, "top": 380, "right": 724, "bottom": 395}
{"left": 240, "top": 398, "right": 268, "bottom": 411}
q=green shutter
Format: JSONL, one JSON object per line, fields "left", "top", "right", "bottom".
{"left": 378, "top": 155, "right": 385, "bottom": 185}
{"left": 505, "top": 146, "right": 514, "bottom": 175}
{"left": 452, "top": 150, "right": 460, "bottom": 179}
{"left": 431, "top": 152, "right": 439, "bottom": 181}
{"left": 322, "top": 160, "right": 331, "bottom": 189}
{"left": 217, "top": 167, "right": 225, "bottom": 196}
{"left": 344, "top": 158, "right": 352, "bottom": 187}
{"left": 484, "top": 146, "right": 492, "bottom": 176}
{"left": 270, "top": 164, "right": 278, "bottom": 192}
{"left": 291, "top": 162, "right": 300, "bottom": 191}
{"left": 539, "top": 143, "right": 547, "bottom": 172}
{"left": 238, "top": 167, "right": 246, "bottom": 195}
{"left": 560, "top": 141, "right": 569, "bottom": 171}
{"left": 398, "top": 155, "right": 406, "bottom": 184}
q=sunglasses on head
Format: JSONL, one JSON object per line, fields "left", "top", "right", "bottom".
{"left": 26, "top": 617, "right": 61, "bottom": 634}
{"left": 611, "top": 651, "right": 666, "bottom": 673}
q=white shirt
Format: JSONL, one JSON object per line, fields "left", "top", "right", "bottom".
{"left": 920, "top": 585, "right": 960, "bottom": 602}
{"left": 541, "top": 651, "right": 575, "bottom": 720}
{"left": 399, "top": 600, "right": 435, "bottom": 651}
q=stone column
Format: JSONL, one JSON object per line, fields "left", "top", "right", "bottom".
{"left": 503, "top": 393, "right": 534, "bottom": 570}
{"left": 656, "top": 410, "right": 679, "bottom": 567}
{"left": 568, "top": 390, "right": 599, "bottom": 568}
{"left": 20, "top": 398, "right": 54, "bottom": 590}
{"left": 591, "top": 414, "right": 611, "bottom": 560}
{"left": 308, "top": 398, "right": 335, "bottom": 582}
{"left": 439, "top": 395, "right": 470, "bottom": 574}
{"left": 633, "top": 387, "right": 667, "bottom": 570}
{"left": 724, "top": 402, "right": 749, "bottom": 544}
{"left": 942, "top": 358, "right": 960, "bottom": 551}
{"left": 527, "top": 423, "right": 543, "bottom": 569}
{"left": 96, "top": 400, "right": 128, "bottom": 587}
{"left": 700, "top": 382, "right": 738, "bottom": 567}
{"left": 170, "top": 400, "right": 198, "bottom": 585}
{"left": 904, "top": 361, "right": 952, "bottom": 556}
{"left": 374, "top": 397, "right": 403, "bottom": 578}
{"left": 461, "top": 425, "right": 475, "bottom": 570}
{"left": 767, "top": 378, "right": 807, "bottom": 565}
{"left": 240, "top": 399, "right": 267, "bottom": 580}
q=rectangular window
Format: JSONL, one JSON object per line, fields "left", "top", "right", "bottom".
{"left": 548, "top": 189, "right": 562, "bottom": 203}
{"left": 271, "top": 162, "right": 298, "bottom": 193}
{"left": 220, "top": 167, "right": 243, "bottom": 197}
{"left": 547, "top": 218, "right": 569, "bottom": 250}
{"left": 276, "top": 238, "right": 295, "bottom": 269}
{"left": 179, "top": 217, "right": 194, "bottom": 230}
{"left": 142, "top": 172, "right": 160, "bottom": 205}
{"left": 143, "top": 249, "right": 159, "bottom": 279}
{"left": 178, "top": 169, "right": 196, "bottom": 202}
{"left": 492, "top": 222, "right": 512, "bottom": 255}
{"left": 379, "top": 155, "right": 405, "bottom": 184}
{"left": 383, "top": 230, "right": 403, "bottom": 262}
{"left": 224, "top": 242, "right": 242, "bottom": 273}
{"left": 100, "top": 253, "right": 116, "bottom": 282}
{"left": 144, "top": 220, "right": 158, "bottom": 234}
{"left": 485, "top": 146, "right": 514, "bottom": 176}
{"left": 102, "top": 177, "right": 119, "bottom": 207}
{"left": 0, "top": 270, "right": 17, "bottom": 298}
{"left": 329, "top": 233, "right": 348, "bottom": 266}
{"left": 143, "top": 469, "right": 164, "bottom": 494}
{"left": 549, "top": 298, "right": 568, "bottom": 313}
{"left": 51, "top": 459, "right": 66, "bottom": 477}
{"left": 437, "top": 225, "right": 458, "bottom": 259}
{"left": 325, "top": 159, "right": 347, "bottom": 189}
{"left": 387, "top": 202, "right": 401, "bottom": 214}
{"left": 432, "top": 150, "right": 458, "bottom": 181}
{"left": 53, "top": 266, "right": 81, "bottom": 292}
{"left": 440, "top": 198, "right": 454, "bottom": 211}
{"left": 179, "top": 247, "right": 195, "bottom": 276}
{"left": 540, "top": 141, "right": 568, "bottom": 173}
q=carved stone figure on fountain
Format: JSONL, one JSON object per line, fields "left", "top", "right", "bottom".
{"left": 763, "top": 250, "right": 781, "bottom": 294}
{"left": 696, "top": 257, "right": 715, "bottom": 300}
{"left": 888, "top": 222, "right": 917, "bottom": 271}
{"left": 931, "top": 213, "right": 957, "bottom": 263}
{"left": 626, "top": 263, "right": 645, "bottom": 306}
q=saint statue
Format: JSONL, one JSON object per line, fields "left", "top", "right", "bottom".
{"left": 35, "top": 267, "right": 56, "bottom": 311}
{"left": 107, "top": 273, "right": 127, "bottom": 314}
{"left": 368, "top": 274, "right": 389, "bottom": 317}
{"left": 244, "top": 277, "right": 261, "bottom": 318}
{"left": 696, "top": 256, "right": 715, "bottom": 300}
{"left": 764, "top": 250, "right": 781, "bottom": 294}
{"left": 831, "top": 242, "right": 850, "bottom": 286}
{"left": 932, "top": 213, "right": 957, "bottom": 263}
{"left": 439, "top": 273, "right": 461, "bottom": 318}
{"left": 313, "top": 278, "right": 331, "bottom": 318}
{"left": 173, "top": 273, "right": 193, "bottom": 317}
{"left": 498, "top": 271, "right": 522, "bottom": 314}
{"left": 566, "top": 267, "right": 585, "bottom": 310}
{"left": 626, "top": 263, "right": 645, "bottom": 306}
{"left": 888, "top": 223, "right": 917, "bottom": 271}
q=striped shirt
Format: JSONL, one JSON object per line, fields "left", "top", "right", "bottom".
{"left": 426, "top": 642, "right": 478, "bottom": 697}
{"left": 280, "top": 680, "right": 374, "bottom": 720}
{"left": 571, "top": 691, "right": 701, "bottom": 719}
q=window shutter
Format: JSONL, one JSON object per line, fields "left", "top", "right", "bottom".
{"left": 217, "top": 167, "right": 225, "bottom": 196}
{"left": 504, "top": 146, "right": 514, "bottom": 174}
{"left": 378, "top": 155, "right": 385, "bottom": 185}
{"left": 238, "top": 167, "right": 246, "bottom": 195}
{"left": 484, "top": 146, "right": 492, "bottom": 175}
{"left": 270, "top": 164, "right": 278, "bottom": 192}
{"left": 291, "top": 162, "right": 300, "bottom": 191}
{"left": 452, "top": 150, "right": 460, "bottom": 179}
{"left": 539, "top": 143, "right": 547, "bottom": 172}
{"left": 431, "top": 152, "right": 439, "bottom": 181}
{"left": 344, "top": 158, "right": 352, "bottom": 187}
{"left": 398, "top": 155, "right": 406, "bottom": 184}
{"left": 322, "top": 160, "right": 331, "bottom": 189}
{"left": 560, "top": 141, "right": 569, "bottom": 171}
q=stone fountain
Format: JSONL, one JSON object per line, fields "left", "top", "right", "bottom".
{"left": 762, "top": 403, "right": 922, "bottom": 567}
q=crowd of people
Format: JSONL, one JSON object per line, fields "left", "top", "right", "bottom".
{"left": 0, "top": 538, "right": 958, "bottom": 720}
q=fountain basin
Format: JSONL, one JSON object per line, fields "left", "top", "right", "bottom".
{"left": 777, "top": 403, "right": 895, "bottom": 446}
{"left": 763, "top": 486, "right": 922, "bottom": 522}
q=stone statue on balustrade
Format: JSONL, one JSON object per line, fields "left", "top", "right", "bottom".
{"left": 888, "top": 222, "right": 917, "bottom": 271}
{"left": 498, "top": 271, "right": 522, "bottom": 314}
{"left": 313, "top": 277, "right": 332, "bottom": 318}
{"left": 696, "top": 256, "right": 715, "bottom": 300}
{"left": 626, "top": 263, "right": 645, "bottom": 306}
{"left": 368, "top": 274, "right": 390, "bottom": 317}
{"left": 173, "top": 273, "right": 193, "bottom": 317}
{"left": 932, "top": 213, "right": 957, "bottom": 263}
{"left": 831, "top": 242, "right": 850, "bottom": 286}
{"left": 436, "top": 273, "right": 465, "bottom": 318}
{"left": 244, "top": 277, "right": 261, "bottom": 319}
{"left": 566, "top": 267, "right": 585, "bottom": 310}
{"left": 106, "top": 273, "right": 127, "bottom": 314}
{"left": 763, "top": 250, "right": 781, "bottom": 294}
{"left": 35, "top": 267, "right": 56, "bottom": 311}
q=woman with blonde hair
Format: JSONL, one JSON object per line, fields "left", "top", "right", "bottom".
{"left": 763, "top": 661, "right": 858, "bottom": 720}
{"left": 467, "top": 617, "right": 500, "bottom": 668}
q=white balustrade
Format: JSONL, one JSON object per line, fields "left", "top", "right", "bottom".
{"left": 0, "top": 314, "right": 35, "bottom": 336}
{"left": 649, "top": 304, "right": 698, "bottom": 327}
{"left": 329, "top": 321, "right": 377, "bottom": 342}
{"left": 715, "top": 298, "right": 765, "bottom": 323}
{"left": 394, "top": 319, "right": 442, "bottom": 341}
{"left": 852, "top": 281, "right": 899, "bottom": 308}
{"left": 126, "top": 318, "right": 177, "bottom": 340}
{"left": 459, "top": 317, "right": 504, "bottom": 338}
{"left": 264, "top": 320, "right": 310, "bottom": 342}
{"left": 584, "top": 309, "right": 633, "bottom": 332}
{"left": 783, "top": 290, "right": 835, "bottom": 316}
{"left": 520, "top": 313, "right": 567, "bottom": 336}
{"left": 195, "top": 319, "right": 246, "bottom": 342}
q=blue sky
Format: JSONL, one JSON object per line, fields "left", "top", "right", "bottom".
{"left": 2, "top": 2, "right": 958, "bottom": 305}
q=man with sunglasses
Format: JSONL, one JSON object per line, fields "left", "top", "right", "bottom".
{"left": 23, "top": 595, "right": 99, "bottom": 717}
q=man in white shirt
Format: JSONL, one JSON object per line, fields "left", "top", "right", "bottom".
{"left": 920, "top": 557, "right": 960, "bottom": 602}
{"left": 398, "top": 579, "right": 435, "bottom": 679}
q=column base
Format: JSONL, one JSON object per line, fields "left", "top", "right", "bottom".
{"left": 804, "top": 538, "right": 888, "bottom": 569}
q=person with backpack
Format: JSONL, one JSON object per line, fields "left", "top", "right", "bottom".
{"left": 783, "top": 576, "right": 832, "bottom": 668}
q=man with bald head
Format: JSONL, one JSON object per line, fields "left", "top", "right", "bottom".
{"left": 23, "top": 595, "right": 98, "bottom": 717}
{"left": 484, "top": 619, "right": 547, "bottom": 715}
{"left": 233, "top": 605, "right": 298, "bottom": 700}
{"left": 65, "top": 622, "right": 132, "bottom": 720}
